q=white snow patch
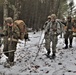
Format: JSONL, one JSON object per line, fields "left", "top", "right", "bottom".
{"left": 0, "top": 31, "right": 76, "bottom": 75}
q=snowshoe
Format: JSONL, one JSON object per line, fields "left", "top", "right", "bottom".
{"left": 4, "top": 62, "right": 10, "bottom": 68}
{"left": 69, "top": 45, "right": 72, "bottom": 48}
{"left": 9, "top": 62, "right": 14, "bottom": 66}
{"left": 63, "top": 46, "right": 68, "bottom": 49}
{"left": 51, "top": 54, "right": 56, "bottom": 59}
{"left": 45, "top": 54, "right": 50, "bottom": 58}
{"left": 44, "top": 54, "right": 54, "bottom": 59}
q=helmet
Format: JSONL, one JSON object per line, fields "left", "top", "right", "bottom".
{"left": 67, "top": 16, "right": 72, "bottom": 19}
{"left": 51, "top": 14, "right": 56, "bottom": 19}
{"left": 5, "top": 17, "right": 13, "bottom": 24}
{"left": 47, "top": 16, "right": 51, "bottom": 19}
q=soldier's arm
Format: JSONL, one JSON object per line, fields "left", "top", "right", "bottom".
{"left": 43, "top": 21, "right": 48, "bottom": 29}
{"left": 24, "top": 24, "right": 28, "bottom": 40}
{"left": 45, "top": 22, "right": 51, "bottom": 33}
{"left": 56, "top": 22, "right": 62, "bottom": 35}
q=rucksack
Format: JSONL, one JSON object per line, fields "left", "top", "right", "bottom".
{"left": 14, "top": 20, "right": 28, "bottom": 40}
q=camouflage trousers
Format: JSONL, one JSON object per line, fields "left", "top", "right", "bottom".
{"left": 3, "top": 39, "right": 17, "bottom": 62}
{"left": 44, "top": 34, "right": 50, "bottom": 50}
{"left": 64, "top": 31, "right": 73, "bottom": 40}
{"left": 64, "top": 31, "right": 73, "bottom": 45}
{"left": 45, "top": 34, "right": 58, "bottom": 54}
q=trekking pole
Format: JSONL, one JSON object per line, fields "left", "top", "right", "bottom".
{"left": 34, "top": 30, "right": 45, "bottom": 61}
{"left": 33, "top": 22, "right": 51, "bottom": 61}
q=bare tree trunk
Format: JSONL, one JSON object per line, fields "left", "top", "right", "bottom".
{"left": 3, "top": 0, "right": 9, "bottom": 29}
{"left": 50, "top": 0, "right": 55, "bottom": 14}
{"left": 50, "top": 0, "right": 61, "bottom": 15}
{"left": 54, "top": 0, "right": 61, "bottom": 15}
{"left": 14, "top": 0, "right": 22, "bottom": 20}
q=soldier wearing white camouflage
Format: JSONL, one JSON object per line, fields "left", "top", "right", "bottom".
{"left": 44, "top": 15, "right": 51, "bottom": 57}
{"left": 44, "top": 14, "right": 61, "bottom": 59}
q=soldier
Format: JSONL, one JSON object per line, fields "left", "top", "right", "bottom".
{"left": 44, "top": 15, "right": 51, "bottom": 57}
{"left": 44, "top": 14, "right": 61, "bottom": 59}
{"left": 3, "top": 17, "right": 20, "bottom": 67}
{"left": 63, "top": 16, "right": 74, "bottom": 49}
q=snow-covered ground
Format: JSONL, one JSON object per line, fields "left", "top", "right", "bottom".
{"left": 0, "top": 31, "right": 76, "bottom": 75}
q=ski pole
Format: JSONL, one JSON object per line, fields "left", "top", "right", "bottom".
{"left": 34, "top": 23, "right": 50, "bottom": 61}
{"left": 34, "top": 30, "right": 45, "bottom": 61}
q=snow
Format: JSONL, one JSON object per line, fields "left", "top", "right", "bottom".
{"left": 0, "top": 31, "right": 76, "bottom": 75}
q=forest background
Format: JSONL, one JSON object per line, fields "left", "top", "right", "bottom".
{"left": 0, "top": 0, "right": 76, "bottom": 30}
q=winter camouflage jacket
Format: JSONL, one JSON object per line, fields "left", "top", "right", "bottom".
{"left": 3, "top": 25, "right": 20, "bottom": 42}
{"left": 45, "top": 20, "right": 61, "bottom": 36}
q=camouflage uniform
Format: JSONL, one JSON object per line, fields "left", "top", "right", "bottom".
{"left": 3, "top": 17, "right": 20, "bottom": 66}
{"left": 44, "top": 16, "right": 51, "bottom": 56}
{"left": 63, "top": 16, "right": 74, "bottom": 49}
{"left": 44, "top": 14, "right": 61, "bottom": 58}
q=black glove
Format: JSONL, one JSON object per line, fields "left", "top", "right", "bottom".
{"left": 47, "top": 29, "right": 50, "bottom": 32}
{"left": 24, "top": 33, "right": 28, "bottom": 40}
{"left": 45, "top": 32, "right": 48, "bottom": 35}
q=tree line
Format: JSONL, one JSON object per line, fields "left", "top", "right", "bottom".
{"left": 0, "top": 0, "right": 75, "bottom": 30}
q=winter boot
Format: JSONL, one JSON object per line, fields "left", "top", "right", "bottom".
{"left": 63, "top": 45, "right": 68, "bottom": 49}
{"left": 51, "top": 53, "right": 56, "bottom": 59}
{"left": 46, "top": 49, "right": 50, "bottom": 57}
{"left": 9, "top": 62, "right": 14, "bottom": 66}
{"left": 69, "top": 45, "right": 72, "bottom": 48}
{"left": 4, "top": 62, "right": 10, "bottom": 68}
{"left": 47, "top": 50, "right": 50, "bottom": 55}
{"left": 69, "top": 39, "right": 73, "bottom": 48}
{"left": 63, "top": 39, "right": 68, "bottom": 49}
{"left": 4, "top": 58, "right": 10, "bottom": 68}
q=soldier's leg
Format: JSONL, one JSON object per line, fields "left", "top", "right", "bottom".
{"left": 69, "top": 32, "right": 73, "bottom": 48}
{"left": 63, "top": 32, "right": 68, "bottom": 49}
{"left": 69, "top": 39, "right": 72, "bottom": 48}
{"left": 45, "top": 34, "right": 50, "bottom": 56}
{"left": 8, "top": 42, "right": 17, "bottom": 66}
{"left": 64, "top": 39, "right": 68, "bottom": 48}
{"left": 3, "top": 37, "right": 9, "bottom": 57}
{"left": 52, "top": 35, "right": 57, "bottom": 57}
{"left": 47, "top": 49, "right": 51, "bottom": 56}
{"left": 60, "top": 31, "right": 62, "bottom": 38}
{"left": 45, "top": 39, "right": 50, "bottom": 55}
{"left": 9, "top": 52, "right": 14, "bottom": 62}
{"left": 3, "top": 44, "right": 9, "bottom": 57}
